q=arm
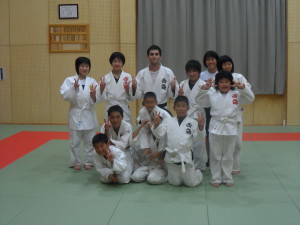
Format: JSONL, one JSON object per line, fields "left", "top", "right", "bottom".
{"left": 151, "top": 116, "right": 167, "bottom": 140}
{"left": 132, "top": 72, "right": 143, "bottom": 99}
{"left": 110, "top": 149, "right": 128, "bottom": 173}
{"left": 195, "top": 88, "right": 211, "bottom": 108}
{"left": 237, "top": 86, "right": 255, "bottom": 105}
{"left": 110, "top": 124, "right": 132, "bottom": 150}
{"left": 168, "top": 70, "right": 179, "bottom": 98}
{"left": 94, "top": 153, "right": 114, "bottom": 182}
{"left": 60, "top": 77, "right": 78, "bottom": 104}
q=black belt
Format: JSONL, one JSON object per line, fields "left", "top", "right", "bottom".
{"left": 158, "top": 102, "right": 167, "bottom": 108}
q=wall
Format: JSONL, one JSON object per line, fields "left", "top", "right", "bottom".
{"left": 0, "top": 0, "right": 299, "bottom": 125}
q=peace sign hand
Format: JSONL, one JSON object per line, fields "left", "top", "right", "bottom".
{"left": 153, "top": 112, "right": 161, "bottom": 128}
{"left": 178, "top": 85, "right": 184, "bottom": 96}
{"left": 123, "top": 80, "right": 130, "bottom": 94}
{"left": 74, "top": 78, "right": 79, "bottom": 89}
{"left": 99, "top": 77, "right": 106, "bottom": 94}
{"left": 89, "top": 84, "right": 97, "bottom": 102}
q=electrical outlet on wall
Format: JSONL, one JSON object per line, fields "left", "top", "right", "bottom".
{"left": 0, "top": 68, "right": 5, "bottom": 80}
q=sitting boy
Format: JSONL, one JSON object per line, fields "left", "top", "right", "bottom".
{"left": 130, "top": 92, "right": 171, "bottom": 184}
{"left": 100, "top": 105, "right": 134, "bottom": 178}
{"left": 152, "top": 96, "right": 205, "bottom": 187}
{"left": 92, "top": 133, "right": 131, "bottom": 184}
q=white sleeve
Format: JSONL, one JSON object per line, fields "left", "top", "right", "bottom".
{"left": 60, "top": 78, "right": 78, "bottom": 104}
{"left": 94, "top": 154, "right": 113, "bottom": 182}
{"left": 234, "top": 74, "right": 252, "bottom": 89}
{"left": 133, "top": 71, "right": 143, "bottom": 100}
{"left": 112, "top": 150, "right": 128, "bottom": 173}
{"left": 238, "top": 88, "right": 255, "bottom": 105}
{"left": 195, "top": 89, "right": 211, "bottom": 108}
{"left": 151, "top": 120, "right": 167, "bottom": 140}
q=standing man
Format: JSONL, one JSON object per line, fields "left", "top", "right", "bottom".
{"left": 133, "top": 45, "right": 178, "bottom": 112}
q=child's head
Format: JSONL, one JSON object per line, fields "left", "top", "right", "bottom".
{"left": 214, "top": 70, "right": 235, "bottom": 94}
{"left": 107, "top": 105, "right": 123, "bottom": 128}
{"left": 173, "top": 96, "right": 189, "bottom": 118}
{"left": 143, "top": 92, "right": 157, "bottom": 112}
{"left": 203, "top": 51, "right": 219, "bottom": 70}
{"left": 217, "top": 55, "right": 234, "bottom": 73}
{"left": 109, "top": 52, "right": 126, "bottom": 72}
{"left": 185, "top": 60, "right": 201, "bottom": 83}
{"left": 75, "top": 57, "right": 91, "bottom": 76}
{"left": 92, "top": 133, "right": 109, "bottom": 156}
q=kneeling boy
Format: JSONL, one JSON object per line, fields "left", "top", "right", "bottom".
{"left": 93, "top": 133, "right": 131, "bottom": 184}
{"left": 152, "top": 96, "right": 205, "bottom": 187}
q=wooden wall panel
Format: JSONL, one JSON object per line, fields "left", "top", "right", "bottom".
{"left": 11, "top": 45, "right": 51, "bottom": 123}
{"left": 253, "top": 95, "right": 286, "bottom": 126}
{"left": 89, "top": 0, "right": 120, "bottom": 44}
{"left": 0, "top": 0, "right": 9, "bottom": 45}
{"left": 120, "top": 0, "right": 136, "bottom": 44}
{"left": 287, "top": 43, "right": 300, "bottom": 125}
{"left": 10, "top": 0, "right": 48, "bottom": 45}
{"left": 288, "top": 0, "right": 300, "bottom": 43}
{"left": 242, "top": 103, "right": 254, "bottom": 125}
{"left": 0, "top": 46, "right": 12, "bottom": 122}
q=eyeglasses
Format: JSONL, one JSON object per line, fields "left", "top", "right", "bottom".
{"left": 149, "top": 53, "right": 160, "bottom": 56}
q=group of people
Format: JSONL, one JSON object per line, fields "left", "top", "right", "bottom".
{"left": 60, "top": 45, "right": 255, "bottom": 188}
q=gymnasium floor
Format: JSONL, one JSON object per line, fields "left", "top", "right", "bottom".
{"left": 0, "top": 124, "right": 300, "bottom": 225}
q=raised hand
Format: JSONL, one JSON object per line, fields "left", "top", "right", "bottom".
{"left": 89, "top": 84, "right": 97, "bottom": 102}
{"left": 170, "top": 77, "right": 177, "bottom": 92}
{"left": 178, "top": 85, "right": 184, "bottom": 96}
{"left": 99, "top": 77, "right": 106, "bottom": 94}
{"left": 74, "top": 78, "right": 79, "bottom": 89}
{"left": 197, "top": 112, "right": 205, "bottom": 131}
{"left": 104, "top": 118, "right": 111, "bottom": 134}
{"left": 123, "top": 79, "right": 130, "bottom": 94}
{"left": 153, "top": 112, "right": 161, "bottom": 128}
{"left": 106, "top": 151, "right": 114, "bottom": 163}
{"left": 201, "top": 79, "right": 215, "bottom": 90}
{"left": 235, "top": 81, "right": 245, "bottom": 89}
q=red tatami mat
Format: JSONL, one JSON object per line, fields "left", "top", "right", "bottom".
{"left": 0, "top": 131, "right": 69, "bottom": 169}
{"left": 0, "top": 131, "right": 299, "bottom": 169}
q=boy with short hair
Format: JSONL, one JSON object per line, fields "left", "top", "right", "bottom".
{"left": 130, "top": 92, "right": 171, "bottom": 184}
{"left": 152, "top": 96, "right": 205, "bottom": 187}
{"left": 100, "top": 105, "right": 134, "bottom": 175}
{"left": 92, "top": 133, "right": 131, "bottom": 184}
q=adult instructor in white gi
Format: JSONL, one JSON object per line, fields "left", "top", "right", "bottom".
{"left": 133, "top": 45, "right": 178, "bottom": 113}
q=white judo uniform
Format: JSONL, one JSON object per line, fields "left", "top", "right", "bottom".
{"left": 232, "top": 73, "right": 252, "bottom": 172}
{"left": 93, "top": 145, "right": 131, "bottom": 184}
{"left": 135, "top": 65, "right": 178, "bottom": 107}
{"left": 152, "top": 116, "right": 205, "bottom": 187}
{"left": 60, "top": 74, "right": 100, "bottom": 167}
{"left": 196, "top": 87, "right": 255, "bottom": 184}
{"left": 179, "top": 78, "right": 207, "bottom": 171}
{"left": 100, "top": 120, "right": 134, "bottom": 179}
{"left": 130, "top": 106, "right": 171, "bottom": 184}
{"left": 100, "top": 71, "right": 134, "bottom": 124}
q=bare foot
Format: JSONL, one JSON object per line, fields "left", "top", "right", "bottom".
{"left": 84, "top": 165, "right": 93, "bottom": 170}
{"left": 232, "top": 171, "right": 240, "bottom": 175}
{"left": 225, "top": 183, "right": 234, "bottom": 187}
{"left": 211, "top": 183, "right": 220, "bottom": 187}
{"left": 73, "top": 165, "right": 81, "bottom": 170}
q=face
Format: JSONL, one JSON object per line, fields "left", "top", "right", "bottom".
{"left": 108, "top": 111, "right": 123, "bottom": 128}
{"left": 173, "top": 101, "right": 189, "bottom": 118}
{"left": 143, "top": 97, "right": 157, "bottom": 113}
{"left": 148, "top": 50, "right": 161, "bottom": 66}
{"left": 78, "top": 64, "right": 90, "bottom": 77}
{"left": 218, "top": 78, "right": 231, "bottom": 94}
{"left": 94, "top": 142, "right": 109, "bottom": 156}
{"left": 222, "top": 62, "right": 233, "bottom": 72}
{"left": 111, "top": 58, "right": 123, "bottom": 72}
{"left": 187, "top": 69, "right": 200, "bottom": 83}
{"left": 205, "top": 57, "right": 217, "bottom": 70}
